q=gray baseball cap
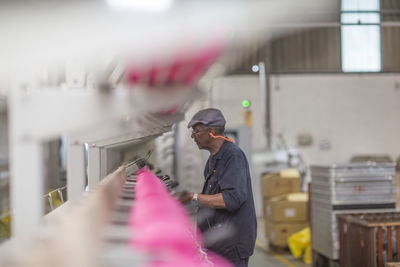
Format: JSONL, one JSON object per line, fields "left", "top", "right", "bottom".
{"left": 187, "top": 108, "right": 226, "bottom": 128}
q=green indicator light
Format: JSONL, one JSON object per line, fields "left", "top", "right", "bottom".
{"left": 242, "top": 99, "right": 250, "bottom": 108}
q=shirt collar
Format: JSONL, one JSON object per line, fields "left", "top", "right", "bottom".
{"left": 212, "top": 140, "right": 229, "bottom": 160}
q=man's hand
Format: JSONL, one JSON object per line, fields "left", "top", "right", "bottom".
{"left": 177, "top": 192, "right": 227, "bottom": 209}
{"left": 177, "top": 191, "right": 194, "bottom": 204}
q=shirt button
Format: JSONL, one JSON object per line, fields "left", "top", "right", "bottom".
{"left": 209, "top": 185, "right": 212, "bottom": 188}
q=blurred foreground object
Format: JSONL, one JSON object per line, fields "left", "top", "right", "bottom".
{"left": 129, "top": 166, "right": 232, "bottom": 266}
{"left": 0, "top": 0, "right": 337, "bottom": 73}
{"left": 0, "top": 166, "right": 127, "bottom": 267}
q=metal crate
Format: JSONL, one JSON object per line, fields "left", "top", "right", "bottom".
{"left": 311, "top": 163, "right": 396, "bottom": 260}
{"left": 311, "top": 201, "right": 367, "bottom": 259}
{"left": 311, "top": 163, "right": 396, "bottom": 206}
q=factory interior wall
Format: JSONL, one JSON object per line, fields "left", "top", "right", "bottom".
{"left": 271, "top": 73, "right": 400, "bottom": 165}
{"left": 211, "top": 76, "right": 267, "bottom": 150}
{"left": 211, "top": 73, "right": 400, "bottom": 166}
{"left": 176, "top": 100, "right": 211, "bottom": 194}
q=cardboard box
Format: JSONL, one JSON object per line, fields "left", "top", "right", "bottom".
{"left": 264, "top": 193, "right": 308, "bottom": 222}
{"left": 264, "top": 219, "right": 308, "bottom": 247}
{"left": 260, "top": 169, "right": 300, "bottom": 198}
{"left": 262, "top": 196, "right": 269, "bottom": 218}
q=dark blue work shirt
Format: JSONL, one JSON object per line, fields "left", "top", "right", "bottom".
{"left": 198, "top": 141, "right": 257, "bottom": 262}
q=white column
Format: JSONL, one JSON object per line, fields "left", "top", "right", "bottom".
{"left": 67, "top": 138, "right": 86, "bottom": 201}
{"left": 100, "top": 148, "right": 108, "bottom": 180}
{"left": 9, "top": 81, "right": 44, "bottom": 237}
{"left": 88, "top": 146, "right": 101, "bottom": 190}
{"left": 10, "top": 142, "right": 44, "bottom": 237}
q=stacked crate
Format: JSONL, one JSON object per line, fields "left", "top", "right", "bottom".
{"left": 338, "top": 212, "right": 400, "bottom": 267}
{"left": 261, "top": 169, "right": 308, "bottom": 247}
{"left": 311, "top": 163, "right": 396, "bottom": 260}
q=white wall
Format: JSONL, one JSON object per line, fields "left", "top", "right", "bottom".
{"left": 177, "top": 100, "right": 211, "bottom": 193}
{"left": 211, "top": 73, "right": 400, "bottom": 165}
{"left": 271, "top": 73, "right": 400, "bottom": 165}
{"left": 211, "top": 76, "right": 267, "bottom": 149}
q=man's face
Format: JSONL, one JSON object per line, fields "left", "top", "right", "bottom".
{"left": 191, "top": 124, "right": 211, "bottom": 149}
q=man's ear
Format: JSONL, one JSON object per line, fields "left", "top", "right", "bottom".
{"left": 208, "top": 128, "right": 215, "bottom": 136}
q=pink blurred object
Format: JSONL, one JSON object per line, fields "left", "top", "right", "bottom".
{"left": 183, "top": 43, "right": 224, "bottom": 86}
{"left": 129, "top": 167, "right": 232, "bottom": 267}
{"left": 167, "top": 107, "right": 177, "bottom": 114}
{"left": 125, "top": 41, "right": 224, "bottom": 89}
{"left": 126, "top": 67, "right": 141, "bottom": 84}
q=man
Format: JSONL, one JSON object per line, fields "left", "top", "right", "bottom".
{"left": 181, "top": 108, "right": 257, "bottom": 267}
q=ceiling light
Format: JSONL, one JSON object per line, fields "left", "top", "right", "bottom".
{"left": 251, "top": 65, "right": 259, "bottom": 72}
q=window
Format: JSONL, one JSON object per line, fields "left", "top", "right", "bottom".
{"left": 341, "top": 0, "right": 381, "bottom": 72}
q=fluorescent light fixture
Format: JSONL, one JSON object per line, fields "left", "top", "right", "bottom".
{"left": 105, "top": 0, "right": 173, "bottom": 12}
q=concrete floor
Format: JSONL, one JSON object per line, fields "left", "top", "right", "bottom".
{"left": 249, "top": 243, "right": 310, "bottom": 267}
{"left": 248, "top": 219, "right": 311, "bottom": 267}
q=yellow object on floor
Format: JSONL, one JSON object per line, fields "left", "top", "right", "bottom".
{"left": 288, "top": 227, "right": 311, "bottom": 263}
{"left": 303, "top": 244, "right": 312, "bottom": 264}
{"left": 0, "top": 211, "right": 11, "bottom": 238}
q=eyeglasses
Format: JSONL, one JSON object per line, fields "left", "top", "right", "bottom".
{"left": 191, "top": 128, "right": 209, "bottom": 135}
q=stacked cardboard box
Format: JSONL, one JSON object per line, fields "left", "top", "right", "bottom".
{"left": 260, "top": 169, "right": 301, "bottom": 215}
{"left": 260, "top": 169, "right": 309, "bottom": 247}
{"left": 264, "top": 193, "right": 309, "bottom": 247}
{"left": 260, "top": 169, "right": 300, "bottom": 198}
